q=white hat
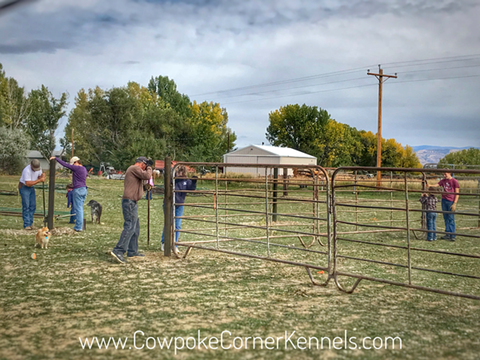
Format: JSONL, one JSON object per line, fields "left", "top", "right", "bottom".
{"left": 69, "top": 156, "right": 80, "bottom": 165}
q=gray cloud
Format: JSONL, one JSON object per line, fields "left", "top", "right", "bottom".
{"left": 1, "top": 0, "right": 479, "bottom": 149}
{"left": 0, "top": 40, "right": 70, "bottom": 54}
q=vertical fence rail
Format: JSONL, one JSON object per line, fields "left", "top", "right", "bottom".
{"left": 163, "top": 161, "right": 479, "bottom": 300}
{"left": 331, "top": 166, "right": 480, "bottom": 300}
{"left": 404, "top": 171, "right": 412, "bottom": 285}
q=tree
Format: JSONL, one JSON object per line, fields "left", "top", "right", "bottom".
{"left": 357, "top": 131, "right": 421, "bottom": 168}
{"left": 266, "top": 104, "right": 421, "bottom": 168}
{"left": 0, "top": 126, "right": 30, "bottom": 174}
{"left": 266, "top": 104, "right": 329, "bottom": 157}
{"left": 187, "top": 101, "right": 236, "bottom": 162}
{"left": 316, "top": 120, "right": 362, "bottom": 167}
{"left": 0, "top": 63, "right": 31, "bottom": 129}
{"left": 26, "top": 85, "right": 68, "bottom": 161}
{"left": 148, "top": 75, "right": 191, "bottom": 118}
{"left": 438, "top": 148, "right": 480, "bottom": 168}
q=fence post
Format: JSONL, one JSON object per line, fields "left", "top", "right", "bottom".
{"left": 272, "top": 168, "right": 278, "bottom": 222}
{"left": 164, "top": 157, "right": 172, "bottom": 256}
{"left": 283, "top": 168, "right": 288, "bottom": 196}
{"left": 390, "top": 171, "right": 394, "bottom": 227}
{"left": 404, "top": 172, "right": 412, "bottom": 285}
{"left": 265, "top": 167, "right": 270, "bottom": 257}
{"left": 47, "top": 159, "right": 56, "bottom": 229}
{"left": 215, "top": 165, "right": 219, "bottom": 249}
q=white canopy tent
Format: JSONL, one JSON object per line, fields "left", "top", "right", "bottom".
{"left": 223, "top": 145, "right": 317, "bottom": 176}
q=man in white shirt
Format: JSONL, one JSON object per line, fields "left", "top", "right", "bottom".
{"left": 18, "top": 159, "right": 45, "bottom": 230}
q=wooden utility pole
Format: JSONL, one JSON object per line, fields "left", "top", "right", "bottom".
{"left": 72, "top": 128, "right": 74, "bottom": 157}
{"left": 367, "top": 66, "right": 397, "bottom": 186}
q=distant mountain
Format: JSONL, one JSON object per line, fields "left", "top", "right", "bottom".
{"left": 412, "top": 146, "right": 480, "bottom": 165}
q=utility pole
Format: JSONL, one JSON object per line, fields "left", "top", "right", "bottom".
{"left": 368, "top": 65, "right": 397, "bottom": 186}
{"left": 72, "top": 128, "right": 74, "bottom": 157}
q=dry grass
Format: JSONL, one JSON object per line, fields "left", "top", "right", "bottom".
{"left": 0, "top": 174, "right": 479, "bottom": 360}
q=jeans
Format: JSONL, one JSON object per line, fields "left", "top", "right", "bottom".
{"left": 72, "top": 187, "right": 87, "bottom": 231}
{"left": 19, "top": 185, "right": 36, "bottom": 228}
{"left": 113, "top": 199, "right": 140, "bottom": 256}
{"left": 145, "top": 190, "right": 152, "bottom": 200}
{"left": 441, "top": 199, "right": 455, "bottom": 239}
{"left": 69, "top": 206, "right": 76, "bottom": 224}
{"left": 161, "top": 205, "right": 184, "bottom": 244}
{"left": 426, "top": 212, "right": 437, "bottom": 240}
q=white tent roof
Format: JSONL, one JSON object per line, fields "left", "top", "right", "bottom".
{"left": 227, "top": 145, "right": 316, "bottom": 158}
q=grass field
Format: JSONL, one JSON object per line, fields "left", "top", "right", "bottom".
{"left": 1, "top": 174, "right": 479, "bottom": 360}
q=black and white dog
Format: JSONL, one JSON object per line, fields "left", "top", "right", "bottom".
{"left": 86, "top": 200, "right": 102, "bottom": 224}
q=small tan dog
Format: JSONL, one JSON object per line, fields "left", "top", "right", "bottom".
{"left": 35, "top": 227, "right": 51, "bottom": 249}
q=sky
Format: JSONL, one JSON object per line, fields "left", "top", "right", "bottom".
{"left": 1, "top": 0, "right": 480, "bottom": 151}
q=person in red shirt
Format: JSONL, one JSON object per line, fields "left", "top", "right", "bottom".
{"left": 428, "top": 172, "right": 459, "bottom": 241}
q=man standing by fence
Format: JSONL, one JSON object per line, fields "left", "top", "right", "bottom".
{"left": 110, "top": 156, "right": 152, "bottom": 264}
{"left": 429, "top": 172, "right": 459, "bottom": 241}
{"left": 18, "top": 159, "right": 45, "bottom": 230}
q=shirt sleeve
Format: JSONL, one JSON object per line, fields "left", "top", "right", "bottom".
{"left": 131, "top": 166, "right": 153, "bottom": 180}
{"left": 56, "top": 157, "right": 76, "bottom": 171}
{"left": 453, "top": 179, "right": 460, "bottom": 190}
{"left": 187, "top": 178, "right": 197, "bottom": 191}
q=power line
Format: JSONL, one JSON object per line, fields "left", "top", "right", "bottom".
{"left": 193, "top": 54, "right": 480, "bottom": 99}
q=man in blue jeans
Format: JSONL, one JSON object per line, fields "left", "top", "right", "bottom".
{"left": 110, "top": 157, "right": 152, "bottom": 264}
{"left": 428, "top": 172, "right": 459, "bottom": 241}
{"left": 18, "top": 160, "right": 45, "bottom": 230}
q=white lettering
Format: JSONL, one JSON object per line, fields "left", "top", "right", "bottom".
{"left": 284, "top": 331, "right": 296, "bottom": 349}
{"left": 134, "top": 331, "right": 144, "bottom": 350}
{"left": 221, "top": 330, "right": 231, "bottom": 350}
{"left": 333, "top": 337, "right": 343, "bottom": 350}
{"left": 174, "top": 337, "right": 184, "bottom": 355}
{"left": 197, "top": 330, "right": 208, "bottom": 350}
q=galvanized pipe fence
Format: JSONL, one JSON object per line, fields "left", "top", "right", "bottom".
{"left": 162, "top": 161, "right": 480, "bottom": 300}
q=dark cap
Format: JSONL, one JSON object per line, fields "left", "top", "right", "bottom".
{"left": 136, "top": 156, "right": 148, "bottom": 165}
{"left": 31, "top": 159, "right": 41, "bottom": 171}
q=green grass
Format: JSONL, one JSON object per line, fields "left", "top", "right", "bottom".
{"left": 0, "top": 174, "right": 479, "bottom": 360}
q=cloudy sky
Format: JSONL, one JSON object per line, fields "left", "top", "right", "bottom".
{"left": 1, "top": 0, "right": 479, "bottom": 150}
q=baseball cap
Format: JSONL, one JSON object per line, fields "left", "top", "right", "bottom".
{"left": 69, "top": 156, "right": 80, "bottom": 165}
{"left": 136, "top": 156, "right": 148, "bottom": 165}
{"left": 30, "top": 159, "right": 41, "bottom": 171}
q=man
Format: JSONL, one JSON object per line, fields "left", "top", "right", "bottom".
{"left": 18, "top": 159, "right": 45, "bottom": 230}
{"left": 110, "top": 156, "right": 152, "bottom": 264}
{"left": 429, "top": 172, "right": 459, "bottom": 241}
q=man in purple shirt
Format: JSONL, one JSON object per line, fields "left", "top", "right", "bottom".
{"left": 428, "top": 172, "right": 459, "bottom": 241}
{"left": 50, "top": 156, "right": 88, "bottom": 232}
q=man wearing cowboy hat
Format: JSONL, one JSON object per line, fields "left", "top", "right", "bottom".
{"left": 18, "top": 159, "right": 45, "bottom": 230}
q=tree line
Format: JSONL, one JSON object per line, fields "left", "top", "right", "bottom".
{"left": 0, "top": 63, "right": 236, "bottom": 173}
{"left": 6, "top": 63, "right": 477, "bottom": 175}
{"left": 266, "top": 104, "right": 421, "bottom": 168}
{"left": 0, "top": 64, "right": 67, "bottom": 173}
{"left": 64, "top": 77, "right": 236, "bottom": 171}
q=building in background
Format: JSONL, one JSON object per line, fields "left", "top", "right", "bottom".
{"left": 26, "top": 150, "right": 63, "bottom": 170}
{"left": 223, "top": 144, "right": 317, "bottom": 176}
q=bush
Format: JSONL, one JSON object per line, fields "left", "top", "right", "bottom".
{"left": 0, "top": 127, "right": 30, "bottom": 174}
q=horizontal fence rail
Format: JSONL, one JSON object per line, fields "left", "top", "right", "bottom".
{"left": 166, "top": 162, "right": 332, "bottom": 286}
{"left": 332, "top": 167, "right": 480, "bottom": 300}
{"left": 163, "top": 161, "right": 480, "bottom": 300}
